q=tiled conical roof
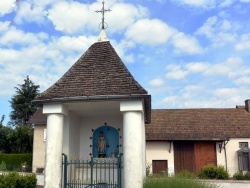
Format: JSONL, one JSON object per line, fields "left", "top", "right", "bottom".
{"left": 35, "top": 41, "right": 148, "bottom": 100}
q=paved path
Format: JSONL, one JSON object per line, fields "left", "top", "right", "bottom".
{"left": 207, "top": 180, "right": 250, "bottom": 188}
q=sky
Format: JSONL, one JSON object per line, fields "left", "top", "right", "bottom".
{"left": 1, "top": 0, "right": 250, "bottom": 125}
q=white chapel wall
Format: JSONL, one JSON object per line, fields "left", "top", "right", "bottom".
{"left": 69, "top": 112, "right": 81, "bottom": 159}
{"left": 80, "top": 114, "right": 123, "bottom": 158}
{"left": 146, "top": 141, "right": 174, "bottom": 175}
{"left": 62, "top": 112, "right": 81, "bottom": 159}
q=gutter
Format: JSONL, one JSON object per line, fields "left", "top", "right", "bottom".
{"left": 32, "top": 94, "right": 152, "bottom": 123}
{"left": 223, "top": 140, "right": 229, "bottom": 171}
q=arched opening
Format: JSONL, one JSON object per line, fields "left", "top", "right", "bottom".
{"left": 93, "top": 125, "right": 119, "bottom": 158}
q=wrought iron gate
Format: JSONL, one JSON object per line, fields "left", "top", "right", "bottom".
{"left": 62, "top": 153, "right": 122, "bottom": 188}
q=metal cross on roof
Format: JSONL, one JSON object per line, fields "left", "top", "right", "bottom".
{"left": 95, "top": 0, "right": 111, "bottom": 30}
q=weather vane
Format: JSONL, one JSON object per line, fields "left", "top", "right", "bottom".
{"left": 95, "top": 0, "right": 111, "bottom": 30}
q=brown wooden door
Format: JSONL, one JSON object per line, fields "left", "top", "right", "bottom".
{"left": 174, "top": 141, "right": 195, "bottom": 173}
{"left": 194, "top": 142, "right": 216, "bottom": 174}
{"left": 152, "top": 160, "right": 168, "bottom": 174}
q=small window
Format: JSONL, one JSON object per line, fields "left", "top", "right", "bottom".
{"left": 239, "top": 142, "right": 248, "bottom": 148}
{"left": 44, "top": 129, "right": 47, "bottom": 141}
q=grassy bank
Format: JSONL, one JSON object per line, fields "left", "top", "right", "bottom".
{"left": 144, "top": 176, "right": 220, "bottom": 188}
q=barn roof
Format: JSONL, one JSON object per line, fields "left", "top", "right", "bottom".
{"left": 146, "top": 108, "right": 250, "bottom": 141}
{"left": 29, "top": 108, "right": 46, "bottom": 125}
{"left": 34, "top": 41, "right": 148, "bottom": 100}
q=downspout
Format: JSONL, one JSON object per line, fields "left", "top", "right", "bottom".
{"left": 223, "top": 140, "right": 229, "bottom": 171}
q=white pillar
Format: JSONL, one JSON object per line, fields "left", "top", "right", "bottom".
{"left": 43, "top": 104, "right": 68, "bottom": 188}
{"left": 45, "top": 114, "right": 63, "bottom": 187}
{"left": 120, "top": 101, "right": 144, "bottom": 188}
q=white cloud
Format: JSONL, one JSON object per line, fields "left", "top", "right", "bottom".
{"left": 107, "top": 3, "right": 148, "bottom": 33}
{"left": 149, "top": 78, "right": 164, "bottom": 87}
{"left": 111, "top": 39, "right": 136, "bottom": 62}
{"left": 0, "top": 29, "right": 47, "bottom": 47}
{"left": 48, "top": 1, "right": 93, "bottom": 34}
{"left": 165, "top": 57, "right": 247, "bottom": 80}
{"left": 13, "top": 1, "right": 48, "bottom": 25}
{"left": 160, "top": 84, "right": 249, "bottom": 109}
{"left": 125, "top": 19, "right": 176, "bottom": 45}
{"left": 165, "top": 62, "right": 208, "bottom": 80}
{"left": 196, "top": 16, "right": 238, "bottom": 47}
{"left": 185, "top": 62, "right": 210, "bottom": 73}
{"left": 0, "top": 27, "right": 97, "bottom": 97}
{"left": 213, "top": 88, "right": 246, "bottom": 102}
{"left": 171, "top": 32, "right": 203, "bottom": 54}
{"left": 235, "top": 77, "right": 250, "bottom": 85}
{"left": 235, "top": 33, "right": 250, "bottom": 51}
{"left": 0, "top": 21, "right": 11, "bottom": 33}
{"left": 47, "top": 1, "right": 148, "bottom": 35}
{"left": 162, "top": 96, "right": 178, "bottom": 104}
{"left": 219, "top": 0, "right": 235, "bottom": 7}
{"left": 165, "top": 64, "right": 189, "bottom": 79}
{"left": 172, "top": 0, "right": 216, "bottom": 9}
{"left": 0, "top": 0, "right": 15, "bottom": 16}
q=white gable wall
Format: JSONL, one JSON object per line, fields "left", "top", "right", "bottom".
{"left": 146, "top": 141, "right": 174, "bottom": 175}
{"left": 217, "top": 138, "right": 250, "bottom": 176}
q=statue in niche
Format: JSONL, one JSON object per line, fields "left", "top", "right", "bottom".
{"left": 97, "top": 132, "right": 107, "bottom": 157}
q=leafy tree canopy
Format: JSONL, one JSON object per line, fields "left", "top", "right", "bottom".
{"left": 9, "top": 76, "right": 39, "bottom": 126}
{"left": 0, "top": 115, "right": 4, "bottom": 127}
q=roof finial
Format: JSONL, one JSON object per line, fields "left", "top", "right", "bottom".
{"left": 95, "top": 0, "right": 111, "bottom": 30}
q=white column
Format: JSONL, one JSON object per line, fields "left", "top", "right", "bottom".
{"left": 44, "top": 114, "right": 63, "bottom": 187}
{"left": 120, "top": 101, "right": 144, "bottom": 188}
{"left": 43, "top": 104, "right": 68, "bottom": 188}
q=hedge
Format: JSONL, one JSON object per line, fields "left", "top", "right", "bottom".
{"left": 0, "top": 172, "right": 37, "bottom": 188}
{"left": 0, "top": 154, "right": 32, "bottom": 172}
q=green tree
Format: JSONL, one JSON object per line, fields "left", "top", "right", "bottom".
{"left": 9, "top": 76, "right": 39, "bottom": 126}
{"left": 0, "top": 115, "right": 4, "bottom": 126}
{"left": 0, "top": 115, "right": 13, "bottom": 153}
{"left": 8, "top": 125, "right": 33, "bottom": 153}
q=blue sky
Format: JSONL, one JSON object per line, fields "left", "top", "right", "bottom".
{"left": 1, "top": 0, "right": 250, "bottom": 125}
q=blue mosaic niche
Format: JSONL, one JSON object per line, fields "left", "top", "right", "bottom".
{"left": 92, "top": 125, "right": 119, "bottom": 158}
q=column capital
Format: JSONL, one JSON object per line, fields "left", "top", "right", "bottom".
{"left": 43, "top": 103, "right": 68, "bottom": 116}
{"left": 120, "top": 100, "right": 143, "bottom": 112}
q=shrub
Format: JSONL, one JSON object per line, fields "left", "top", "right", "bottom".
{"left": 0, "top": 172, "right": 37, "bottom": 188}
{"left": 146, "top": 162, "right": 151, "bottom": 176}
{"left": 198, "top": 164, "right": 229, "bottom": 180}
{"left": 244, "top": 172, "right": 250, "bottom": 180}
{"left": 233, "top": 171, "right": 245, "bottom": 180}
{"left": 0, "top": 154, "right": 32, "bottom": 172}
{"left": 216, "top": 166, "right": 229, "bottom": 179}
{"left": 233, "top": 171, "right": 250, "bottom": 180}
{"left": 0, "top": 161, "right": 7, "bottom": 171}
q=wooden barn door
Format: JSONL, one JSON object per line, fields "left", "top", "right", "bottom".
{"left": 152, "top": 160, "right": 168, "bottom": 174}
{"left": 174, "top": 141, "right": 195, "bottom": 174}
{"left": 194, "top": 142, "right": 216, "bottom": 174}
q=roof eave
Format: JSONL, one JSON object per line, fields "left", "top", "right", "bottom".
{"left": 32, "top": 94, "right": 151, "bottom": 123}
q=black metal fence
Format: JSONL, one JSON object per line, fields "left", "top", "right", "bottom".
{"left": 62, "top": 153, "right": 122, "bottom": 188}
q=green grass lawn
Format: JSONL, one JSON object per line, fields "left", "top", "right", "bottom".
{"left": 144, "top": 176, "right": 220, "bottom": 188}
